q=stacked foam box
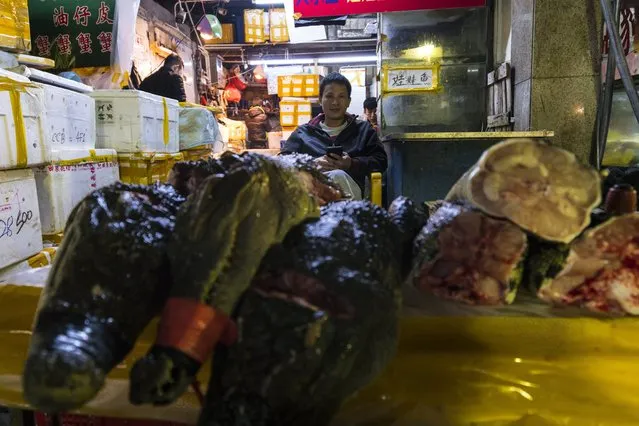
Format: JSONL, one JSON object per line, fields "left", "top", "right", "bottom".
{"left": 118, "top": 152, "right": 184, "bottom": 185}
{"left": 269, "top": 9, "right": 289, "bottom": 43}
{"left": 205, "top": 23, "right": 235, "bottom": 45}
{"left": 34, "top": 149, "right": 120, "bottom": 236}
{"left": 0, "top": 246, "right": 56, "bottom": 280}
{"left": 278, "top": 75, "right": 320, "bottom": 98}
{"left": 277, "top": 76, "right": 320, "bottom": 144}
{"left": 244, "top": 9, "right": 266, "bottom": 44}
{"left": 90, "top": 90, "right": 181, "bottom": 185}
{"left": 0, "top": 68, "right": 119, "bottom": 268}
{"left": 178, "top": 103, "right": 225, "bottom": 153}
{"left": 0, "top": 0, "right": 30, "bottom": 53}
{"left": 219, "top": 117, "right": 248, "bottom": 153}
{"left": 31, "top": 76, "right": 119, "bottom": 239}
{"left": 0, "top": 69, "right": 47, "bottom": 269}
{"left": 280, "top": 99, "right": 313, "bottom": 129}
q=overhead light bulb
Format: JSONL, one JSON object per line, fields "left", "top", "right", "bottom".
{"left": 253, "top": 0, "right": 284, "bottom": 4}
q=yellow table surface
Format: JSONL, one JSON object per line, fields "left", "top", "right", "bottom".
{"left": 1, "top": 275, "right": 638, "bottom": 425}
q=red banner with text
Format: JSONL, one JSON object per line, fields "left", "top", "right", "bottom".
{"left": 293, "top": 0, "right": 486, "bottom": 19}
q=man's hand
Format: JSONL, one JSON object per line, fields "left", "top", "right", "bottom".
{"left": 315, "top": 156, "right": 336, "bottom": 172}
{"left": 325, "top": 153, "right": 352, "bottom": 171}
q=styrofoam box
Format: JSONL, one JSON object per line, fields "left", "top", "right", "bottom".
{"left": 0, "top": 169, "right": 43, "bottom": 269}
{"left": 90, "top": 90, "right": 180, "bottom": 153}
{"left": 179, "top": 106, "right": 222, "bottom": 151}
{"left": 42, "top": 84, "right": 96, "bottom": 151}
{"left": 0, "top": 69, "right": 96, "bottom": 170}
{"left": 0, "top": 69, "right": 47, "bottom": 170}
{"left": 34, "top": 149, "right": 120, "bottom": 235}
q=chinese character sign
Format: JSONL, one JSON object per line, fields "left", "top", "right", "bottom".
{"left": 294, "top": 0, "right": 485, "bottom": 19}
{"left": 29, "top": 0, "right": 116, "bottom": 69}
{"left": 383, "top": 66, "right": 439, "bottom": 92}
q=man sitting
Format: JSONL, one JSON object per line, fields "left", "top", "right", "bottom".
{"left": 281, "top": 72, "right": 387, "bottom": 200}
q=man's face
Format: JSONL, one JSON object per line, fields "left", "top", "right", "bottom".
{"left": 364, "top": 107, "right": 377, "bottom": 121}
{"left": 321, "top": 83, "right": 351, "bottom": 122}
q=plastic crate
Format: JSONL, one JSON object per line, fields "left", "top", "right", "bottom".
{"left": 34, "top": 413, "right": 189, "bottom": 426}
{"left": 278, "top": 74, "right": 319, "bottom": 98}
{"left": 279, "top": 99, "right": 312, "bottom": 127}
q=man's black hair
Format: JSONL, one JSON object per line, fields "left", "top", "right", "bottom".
{"left": 319, "top": 72, "right": 352, "bottom": 98}
{"left": 163, "top": 54, "right": 184, "bottom": 69}
{"left": 363, "top": 97, "right": 377, "bottom": 110}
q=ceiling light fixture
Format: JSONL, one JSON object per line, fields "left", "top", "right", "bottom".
{"left": 196, "top": 14, "right": 223, "bottom": 41}
{"left": 248, "top": 55, "right": 377, "bottom": 66}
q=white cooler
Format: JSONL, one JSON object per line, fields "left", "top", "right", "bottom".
{"left": 91, "top": 90, "right": 180, "bottom": 153}
{"left": 0, "top": 169, "right": 43, "bottom": 269}
{"left": 0, "top": 70, "right": 47, "bottom": 170}
{"left": 0, "top": 69, "right": 97, "bottom": 170}
{"left": 42, "top": 84, "right": 96, "bottom": 151}
{"left": 34, "top": 149, "right": 120, "bottom": 235}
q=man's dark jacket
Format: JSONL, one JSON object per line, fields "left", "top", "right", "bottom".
{"left": 281, "top": 113, "right": 387, "bottom": 192}
{"left": 139, "top": 68, "right": 187, "bottom": 102}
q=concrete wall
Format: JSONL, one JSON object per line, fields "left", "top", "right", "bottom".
{"left": 511, "top": 0, "right": 601, "bottom": 163}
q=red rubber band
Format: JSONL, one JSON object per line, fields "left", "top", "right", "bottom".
{"left": 156, "top": 298, "right": 237, "bottom": 364}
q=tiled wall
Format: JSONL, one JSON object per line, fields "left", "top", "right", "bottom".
{"left": 512, "top": 0, "right": 601, "bottom": 163}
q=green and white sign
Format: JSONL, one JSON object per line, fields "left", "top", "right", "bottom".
{"left": 29, "top": 0, "right": 116, "bottom": 69}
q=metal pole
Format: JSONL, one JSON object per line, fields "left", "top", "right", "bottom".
{"left": 600, "top": 0, "right": 639, "bottom": 126}
{"left": 596, "top": 0, "right": 621, "bottom": 168}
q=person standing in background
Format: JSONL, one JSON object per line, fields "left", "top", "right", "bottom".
{"left": 361, "top": 97, "right": 379, "bottom": 132}
{"left": 139, "top": 54, "right": 187, "bottom": 102}
{"left": 246, "top": 98, "right": 270, "bottom": 149}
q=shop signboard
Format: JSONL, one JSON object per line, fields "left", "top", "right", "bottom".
{"left": 29, "top": 0, "right": 116, "bottom": 69}
{"left": 293, "top": 0, "right": 486, "bottom": 19}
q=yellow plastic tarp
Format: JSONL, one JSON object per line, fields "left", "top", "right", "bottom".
{"left": 1, "top": 269, "right": 639, "bottom": 425}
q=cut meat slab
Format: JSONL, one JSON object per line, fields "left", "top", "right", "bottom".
{"left": 539, "top": 213, "right": 639, "bottom": 315}
{"left": 446, "top": 139, "right": 601, "bottom": 244}
{"left": 411, "top": 202, "right": 528, "bottom": 305}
